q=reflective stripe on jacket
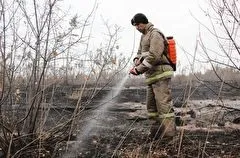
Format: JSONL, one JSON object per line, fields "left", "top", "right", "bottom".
{"left": 146, "top": 70, "right": 173, "bottom": 85}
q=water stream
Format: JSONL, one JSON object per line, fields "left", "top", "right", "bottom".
{"left": 63, "top": 74, "right": 129, "bottom": 157}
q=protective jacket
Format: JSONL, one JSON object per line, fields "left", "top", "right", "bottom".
{"left": 134, "top": 23, "right": 174, "bottom": 84}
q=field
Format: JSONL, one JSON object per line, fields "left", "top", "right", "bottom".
{"left": 58, "top": 81, "right": 240, "bottom": 158}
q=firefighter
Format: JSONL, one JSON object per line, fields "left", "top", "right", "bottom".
{"left": 129, "top": 13, "right": 176, "bottom": 139}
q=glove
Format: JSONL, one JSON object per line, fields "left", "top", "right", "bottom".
{"left": 129, "top": 67, "right": 140, "bottom": 75}
{"left": 134, "top": 58, "right": 141, "bottom": 66}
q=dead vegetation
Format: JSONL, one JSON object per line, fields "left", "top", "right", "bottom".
{"left": 0, "top": 0, "right": 239, "bottom": 157}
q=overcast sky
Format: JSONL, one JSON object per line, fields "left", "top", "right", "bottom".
{"left": 62, "top": 0, "right": 211, "bottom": 73}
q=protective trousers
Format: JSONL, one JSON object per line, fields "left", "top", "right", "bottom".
{"left": 146, "top": 78, "right": 176, "bottom": 138}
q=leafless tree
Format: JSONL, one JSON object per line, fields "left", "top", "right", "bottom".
{"left": 176, "top": 0, "right": 240, "bottom": 103}
{"left": 194, "top": 0, "right": 239, "bottom": 87}
{"left": 0, "top": 0, "right": 101, "bottom": 157}
{"left": 0, "top": 0, "right": 130, "bottom": 156}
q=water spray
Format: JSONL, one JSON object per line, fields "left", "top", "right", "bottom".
{"left": 63, "top": 73, "right": 130, "bottom": 157}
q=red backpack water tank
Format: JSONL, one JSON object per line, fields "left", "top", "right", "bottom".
{"left": 166, "top": 36, "right": 177, "bottom": 71}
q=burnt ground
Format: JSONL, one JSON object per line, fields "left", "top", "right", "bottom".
{"left": 56, "top": 82, "right": 240, "bottom": 158}
{"left": 60, "top": 101, "right": 240, "bottom": 158}
{"left": 5, "top": 81, "right": 239, "bottom": 157}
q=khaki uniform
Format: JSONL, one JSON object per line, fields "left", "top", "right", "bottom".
{"left": 134, "top": 23, "right": 176, "bottom": 138}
